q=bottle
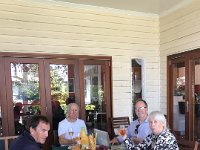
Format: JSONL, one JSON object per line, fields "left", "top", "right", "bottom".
{"left": 80, "top": 127, "right": 89, "bottom": 149}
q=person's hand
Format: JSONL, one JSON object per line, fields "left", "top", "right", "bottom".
{"left": 59, "top": 133, "right": 66, "bottom": 144}
{"left": 110, "top": 138, "right": 119, "bottom": 145}
{"left": 132, "top": 137, "right": 143, "bottom": 144}
{"left": 59, "top": 133, "right": 76, "bottom": 145}
{"left": 118, "top": 130, "right": 127, "bottom": 140}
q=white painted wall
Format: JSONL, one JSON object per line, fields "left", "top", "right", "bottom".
{"left": 0, "top": 0, "right": 160, "bottom": 118}
{"left": 160, "top": 0, "right": 200, "bottom": 114}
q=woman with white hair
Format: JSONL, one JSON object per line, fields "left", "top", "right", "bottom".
{"left": 119, "top": 111, "right": 179, "bottom": 150}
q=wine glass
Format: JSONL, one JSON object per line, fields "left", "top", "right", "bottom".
{"left": 119, "top": 125, "right": 126, "bottom": 136}
{"left": 68, "top": 127, "right": 74, "bottom": 140}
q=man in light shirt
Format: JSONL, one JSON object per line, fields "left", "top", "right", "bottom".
{"left": 111, "top": 99, "right": 151, "bottom": 145}
{"left": 58, "top": 103, "right": 87, "bottom": 146}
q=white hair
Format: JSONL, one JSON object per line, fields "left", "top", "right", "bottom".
{"left": 148, "top": 111, "right": 168, "bottom": 130}
{"left": 66, "top": 103, "right": 79, "bottom": 118}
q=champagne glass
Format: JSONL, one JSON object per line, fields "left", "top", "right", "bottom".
{"left": 68, "top": 127, "right": 74, "bottom": 140}
{"left": 119, "top": 125, "right": 126, "bottom": 136}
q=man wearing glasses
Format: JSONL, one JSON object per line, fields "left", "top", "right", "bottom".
{"left": 111, "top": 99, "right": 151, "bottom": 144}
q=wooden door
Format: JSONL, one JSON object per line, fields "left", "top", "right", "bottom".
{"left": 168, "top": 49, "right": 200, "bottom": 142}
{"left": 4, "top": 57, "right": 47, "bottom": 136}
{"left": 79, "top": 60, "right": 112, "bottom": 135}
{"left": 43, "top": 59, "right": 77, "bottom": 130}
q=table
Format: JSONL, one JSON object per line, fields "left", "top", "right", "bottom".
{"left": 110, "top": 144, "right": 125, "bottom": 150}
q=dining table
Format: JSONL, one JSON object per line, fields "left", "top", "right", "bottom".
{"left": 52, "top": 144, "right": 125, "bottom": 150}
{"left": 110, "top": 144, "right": 125, "bottom": 150}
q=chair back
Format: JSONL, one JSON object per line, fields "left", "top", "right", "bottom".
{"left": 0, "top": 135, "right": 18, "bottom": 150}
{"left": 178, "top": 139, "right": 199, "bottom": 150}
{"left": 111, "top": 117, "right": 130, "bottom": 137}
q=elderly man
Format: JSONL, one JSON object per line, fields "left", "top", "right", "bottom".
{"left": 58, "top": 103, "right": 87, "bottom": 145}
{"left": 9, "top": 115, "right": 50, "bottom": 150}
{"left": 111, "top": 99, "right": 151, "bottom": 144}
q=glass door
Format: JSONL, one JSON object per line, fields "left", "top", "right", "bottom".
{"left": 194, "top": 58, "right": 200, "bottom": 140}
{"left": 171, "top": 61, "right": 186, "bottom": 139}
{"left": 4, "top": 58, "right": 46, "bottom": 135}
{"left": 83, "top": 60, "right": 111, "bottom": 133}
{"left": 168, "top": 49, "right": 200, "bottom": 142}
{"left": 44, "top": 59, "right": 76, "bottom": 131}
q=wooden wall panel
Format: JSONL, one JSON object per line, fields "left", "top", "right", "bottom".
{"left": 0, "top": 0, "right": 160, "bottom": 117}
{"left": 160, "top": 0, "right": 200, "bottom": 114}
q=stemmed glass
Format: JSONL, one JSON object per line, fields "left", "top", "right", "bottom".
{"left": 68, "top": 127, "right": 74, "bottom": 140}
{"left": 119, "top": 125, "right": 126, "bottom": 136}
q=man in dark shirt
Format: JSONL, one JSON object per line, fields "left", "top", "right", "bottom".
{"left": 9, "top": 115, "right": 50, "bottom": 150}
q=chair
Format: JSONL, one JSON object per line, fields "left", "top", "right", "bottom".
{"left": 178, "top": 139, "right": 199, "bottom": 150}
{"left": 0, "top": 135, "right": 18, "bottom": 150}
{"left": 110, "top": 117, "right": 130, "bottom": 137}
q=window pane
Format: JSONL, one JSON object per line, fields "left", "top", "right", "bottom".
{"left": 50, "top": 64, "right": 71, "bottom": 130}
{"left": 194, "top": 59, "right": 200, "bottom": 139}
{"left": 173, "top": 62, "right": 185, "bottom": 138}
{"left": 11, "top": 63, "right": 40, "bottom": 135}
{"left": 84, "top": 65, "right": 106, "bottom": 131}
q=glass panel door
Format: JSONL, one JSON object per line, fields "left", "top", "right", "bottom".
{"left": 11, "top": 63, "right": 41, "bottom": 135}
{"left": 34, "top": 59, "right": 76, "bottom": 134}
{"left": 168, "top": 50, "right": 200, "bottom": 142}
{"left": 84, "top": 65, "right": 105, "bottom": 131}
{"left": 194, "top": 59, "right": 200, "bottom": 140}
{"left": 48, "top": 63, "right": 75, "bottom": 131}
{"left": 4, "top": 58, "right": 46, "bottom": 135}
{"left": 172, "top": 62, "right": 186, "bottom": 139}
{"left": 83, "top": 61, "right": 111, "bottom": 133}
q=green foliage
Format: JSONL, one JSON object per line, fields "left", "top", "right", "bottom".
{"left": 20, "top": 82, "right": 39, "bottom": 100}
{"left": 85, "top": 104, "right": 96, "bottom": 110}
{"left": 14, "top": 63, "right": 40, "bottom": 101}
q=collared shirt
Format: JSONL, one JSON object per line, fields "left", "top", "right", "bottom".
{"left": 117, "top": 118, "right": 151, "bottom": 144}
{"left": 124, "top": 129, "right": 179, "bottom": 150}
{"left": 9, "top": 131, "right": 41, "bottom": 150}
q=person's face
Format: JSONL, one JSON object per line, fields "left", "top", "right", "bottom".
{"left": 68, "top": 104, "right": 79, "bottom": 120}
{"left": 149, "top": 118, "right": 164, "bottom": 135}
{"left": 135, "top": 101, "right": 148, "bottom": 120}
{"left": 30, "top": 121, "right": 50, "bottom": 144}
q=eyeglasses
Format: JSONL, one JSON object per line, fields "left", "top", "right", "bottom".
{"left": 135, "top": 106, "right": 147, "bottom": 111}
{"left": 135, "top": 124, "right": 140, "bottom": 134}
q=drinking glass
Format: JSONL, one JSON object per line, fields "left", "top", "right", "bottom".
{"left": 119, "top": 125, "right": 126, "bottom": 136}
{"left": 68, "top": 127, "right": 74, "bottom": 139}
